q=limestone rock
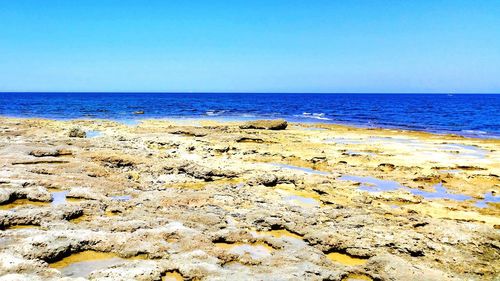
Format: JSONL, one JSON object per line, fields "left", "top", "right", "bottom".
{"left": 88, "top": 261, "right": 161, "bottom": 281}
{"left": 366, "top": 253, "right": 458, "bottom": 281}
{"left": 0, "top": 253, "right": 48, "bottom": 278}
{"left": 0, "top": 189, "right": 15, "bottom": 204}
{"left": 249, "top": 174, "right": 278, "bottom": 187}
{"left": 68, "top": 128, "right": 86, "bottom": 138}
{"left": 91, "top": 153, "right": 137, "bottom": 168}
{"left": 239, "top": 119, "right": 288, "bottom": 130}
{"left": 68, "top": 187, "right": 106, "bottom": 201}
{"left": 169, "top": 128, "right": 208, "bottom": 137}
{"left": 26, "top": 187, "right": 52, "bottom": 202}
{"left": 177, "top": 162, "right": 238, "bottom": 181}
{"left": 29, "top": 149, "right": 72, "bottom": 157}
{"left": 0, "top": 116, "right": 498, "bottom": 280}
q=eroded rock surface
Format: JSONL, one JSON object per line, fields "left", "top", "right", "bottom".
{"left": 68, "top": 128, "right": 86, "bottom": 138}
{"left": 0, "top": 117, "right": 499, "bottom": 280}
{"left": 239, "top": 119, "right": 288, "bottom": 130}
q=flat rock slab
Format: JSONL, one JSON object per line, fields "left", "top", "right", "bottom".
{"left": 240, "top": 119, "right": 288, "bottom": 130}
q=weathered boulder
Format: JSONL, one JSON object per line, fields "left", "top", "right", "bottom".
{"left": 68, "top": 128, "right": 86, "bottom": 138}
{"left": 239, "top": 119, "right": 287, "bottom": 130}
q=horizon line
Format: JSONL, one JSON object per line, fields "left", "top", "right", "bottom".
{"left": 1, "top": 92, "right": 498, "bottom": 95}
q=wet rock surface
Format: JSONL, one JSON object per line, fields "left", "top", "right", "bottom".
{"left": 0, "top": 117, "right": 499, "bottom": 280}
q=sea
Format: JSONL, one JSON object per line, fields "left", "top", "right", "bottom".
{"left": 0, "top": 93, "right": 499, "bottom": 139}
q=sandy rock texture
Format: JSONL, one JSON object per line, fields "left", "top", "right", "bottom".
{"left": 239, "top": 119, "right": 288, "bottom": 130}
{"left": 0, "top": 117, "right": 499, "bottom": 280}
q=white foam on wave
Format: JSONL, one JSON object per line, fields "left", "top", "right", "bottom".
{"left": 205, "top": 110, "right": 227, "bottom": 116}
{"left": 461, "top": 130, "right": 487, "bottom": 135}
{"left": 295, "top": 112, "right": 331, "bottom": 121}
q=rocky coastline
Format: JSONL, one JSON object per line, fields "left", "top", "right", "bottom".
{"left": 0, "top": 117, "right": 499, "bottom": 280}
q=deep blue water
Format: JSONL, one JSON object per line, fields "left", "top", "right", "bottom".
{"left": 0, "top": 93, "right": 499, "bottom": 138}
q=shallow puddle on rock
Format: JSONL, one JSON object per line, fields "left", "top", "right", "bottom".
{"left": 342, "top": 273, "right": 373, "bottom": 281}
{"left": 438, "top": 169, "right": 462, "bottom": 174}
{"left": 277, "top": 188, "right": 321, "bottom": 207}
{"left": 86, "top": 131, "right": 102, "bottom": 138}
{"left": 438, "top": 143, "right": 488, "bottom": 159}
{"left": 51, "top": 191, "right": 81, "bottom": 206}
{"left": 285, "top": 195, "right": 320, "bottom": 207}
{"left": 51, "top": 191, "right": 68, "bottom": 206}
{"left": 7, "top": 224, "right": 39, "bottom": 230}
{"left": 110, "top": 195, "right": 132, "bottom": 201}
{"left": 475, "top": 192, "right": 500, "bottom": 208}
{"left": 408, "top": 183, "right": 472, "bottom": 201}
{"left": 49, "top": 251, "right": 144, "bottom": 278}
{"left": 0, "top": 199, "right": 49, "bottom": 210}
{"left": 215, "top": 242, "right": 273, "bottom": 259}
{"left": 339, "top": 175, "right": 472, "bottom": 202}
{"left": 162, "top": 271, "right": 184, "bottom": 281}
{"left": 326, "top": 252, "right": 367, "bottom": 266}
{"left": 339, "top": 175, "right": 402, "bottom": 192}
{"left": 70, "top": 214, "right": 92, "bottom": 223}
{"left": 271, "top": 163, "right": 330, "bottom": 175}
{"left": 344, "top": 150, "right": 376, "bottom": 157}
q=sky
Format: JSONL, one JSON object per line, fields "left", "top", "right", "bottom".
{"left": 0, "top": 0, "right": 499, "bottom": 93}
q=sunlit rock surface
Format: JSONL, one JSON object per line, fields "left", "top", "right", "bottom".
{"left": 0, "top": 117, "right": 499, "bottom": 280}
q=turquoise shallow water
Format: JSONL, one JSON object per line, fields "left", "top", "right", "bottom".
{"left": 1, "top": 93, "right": 499, "bottom": 138}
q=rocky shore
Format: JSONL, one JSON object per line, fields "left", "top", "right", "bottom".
{"left": 0, "top": 117, "right": 499, "bottom": 281}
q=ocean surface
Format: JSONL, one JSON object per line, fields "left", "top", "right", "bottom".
{"left": 0, "top": 93, "right": 499, "bottom": 138}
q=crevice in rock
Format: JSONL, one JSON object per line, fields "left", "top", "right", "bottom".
{"left": 12, "top": 160, "right": 70, "bottom": 165}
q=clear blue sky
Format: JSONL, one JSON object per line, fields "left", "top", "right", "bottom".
{"left": 1, "top": 0, "right": 499, "bottom": 93}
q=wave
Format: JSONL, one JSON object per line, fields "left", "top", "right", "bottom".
{"left": 461, "top": 130, "right": 487, "bottom": 135}
{"left": 1, "top": 93, "right": 498, "bottom": 139}
{"left": 295, "top": 112, "right": 331, "bottom": 121}
{"left": 205, "top": 110, "right": 227, "bottom": 116}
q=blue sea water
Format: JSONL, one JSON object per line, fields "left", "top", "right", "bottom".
{"left": 0, "top": 93, "right": 499, "bottom": 138}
